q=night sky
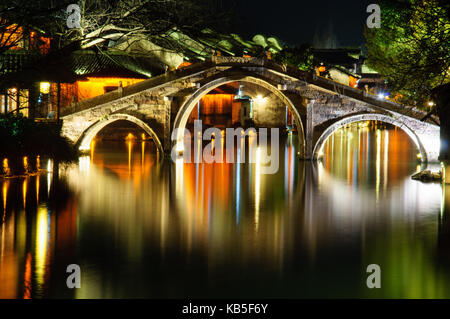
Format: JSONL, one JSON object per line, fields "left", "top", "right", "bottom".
{"left": 233, "top": 0, "right": 374, "bottom": 47}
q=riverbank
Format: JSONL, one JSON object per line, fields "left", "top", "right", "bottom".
{"left": 1, "top": 114, "right": 78, "bottom": 176}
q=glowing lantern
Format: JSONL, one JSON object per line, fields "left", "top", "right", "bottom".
{"left": 40, "top": 82, "right": 50, "bottom": 94}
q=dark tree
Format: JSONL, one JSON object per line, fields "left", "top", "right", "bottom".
{"left": 0, "top": 1, "right": 70, "bottom": 54}
{"left": 364, "top": 0, "right": 450, "bottom": 158}
{"left": 272, "top": 44, "right": 314, "bottom": 72}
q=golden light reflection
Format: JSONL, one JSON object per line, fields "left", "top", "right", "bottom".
{"left": 23, "top": 156, "right": 28, "bottom": 172}
{"left": 90, "top": 140, "right": 96, "bottom": 161}
{"left": 128, "top": 140, "right": 133, "bottom": 174}
{"left": 36, "top": 174, "right": 40, "bottom": 205}
{"left": 376, "top": 129, "right": 381, "bottom": 200}
{"left": 285, "top": 135, "right": 295, "bottom": 196}
{"left": 221, "top": 131, "right": 225, "bottom": 162}
{"left": 79, "top": 156, "right": 91, "bottom": 174}
{"left": 2, "top": 181, "right": 8, "bottom": 221}
{"left": 35, "top": 207, "right": 49, "bottom": 288}
{"left": 320, "top": 121, "right": 419, "bottom": 188}
{"left": 160, "top": 183, "right": 169, "bottom": 252}
{"left": 0, "top": 208, "right": 18, "bottom": 298}
{"left": 22, "top": 178, "right": 27, "bottom": 208}
{"left": 175, "top": 157, "right": 184, "bottom": 201}
{"left": 23, "top": 253, "right": 32, "bottom": 299}
{"left": 197, "top": 137, "right": 202, "bottom": 163}
{"left": 47, "top": 160, "right": 52, "bottom": 196}
{"left": 141, "top": 141, "right": 145, "bottom": 168}
{"left": 0, "top": 205, "right": 5, "bottom": 260}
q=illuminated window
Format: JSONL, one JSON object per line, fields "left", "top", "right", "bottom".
{"left": 40, "top": 82, "right": 51, "bottom": 94}
{"left": 7, "top": 88, "right": 18, "bottom": 113}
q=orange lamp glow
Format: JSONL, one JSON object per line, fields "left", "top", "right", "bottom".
{"left": 40, "top": 82, "right": 50, "bottom": 94}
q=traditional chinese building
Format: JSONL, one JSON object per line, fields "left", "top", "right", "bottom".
{"left": 312, "top": 48, "right": 386, "bottom": 96}
{"left": 1, "top": 46, "right": 167, "bottom": 119}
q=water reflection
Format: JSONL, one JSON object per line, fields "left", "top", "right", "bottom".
{"left": 0, "top": 162, "right": 57, "bottom": 299}
{"left": 1, "top": 124, "right": 450, "bottom": 298}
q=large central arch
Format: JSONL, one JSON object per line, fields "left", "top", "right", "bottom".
{"left": 77, "top": 113, "right": 164, "bottom": 153}
{"left": 312, "top": 113, "right": 428, "bottom": 162}
{"left": 172, "top": 75, "right": 306, "bottom": 157}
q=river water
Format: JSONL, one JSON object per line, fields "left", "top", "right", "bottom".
{"left": 1, "top": 123, "right": 450, "bottom": 299}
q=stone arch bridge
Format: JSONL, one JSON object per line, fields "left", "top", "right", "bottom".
{"left": 61, "top": 56, "right": 440, "bottom": 162}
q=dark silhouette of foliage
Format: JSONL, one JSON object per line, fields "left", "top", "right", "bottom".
{"left": 273, "top": 44, "right": 314, "bottom": 71}
{"left": 0, "top": 114, "right": 78, "bottom": 175}
{"left": 364, "top": 0, "right": 450, "bottom": 158}
{"left": 364, "top": 0, "right": 449, "bottom": 106}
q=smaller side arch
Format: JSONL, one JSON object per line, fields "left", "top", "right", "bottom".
{"left": 77, "top": 114, "right": 164, "bottom": 153}
{"left": 312, "top": 113, "right": 428, "bottom": 162}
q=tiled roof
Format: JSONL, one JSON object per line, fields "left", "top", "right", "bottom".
{"left": 312, "top": 49, "right": 361, "bottom": 67}
{"left": 69, "top": 50, "right": 164, "bottom": 78}
{"left": 0, "top": 51, "right": 40, "bottom": 75}
{"left": 0, "top": 49, "right": 163, "bottom": 86}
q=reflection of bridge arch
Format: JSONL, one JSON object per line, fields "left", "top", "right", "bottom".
{"left": 77, "top": 113, "right": 164, "bottom": 154}
{"left": 312, "top": 113, "right": 428, "bottom": 162}
{"left": 173, "top": 75, "right": 306, "bottom": 157}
